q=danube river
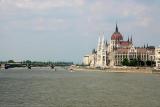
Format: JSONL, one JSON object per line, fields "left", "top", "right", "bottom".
{"left": 0, "top": 67, "right": 160, "bottom": 107}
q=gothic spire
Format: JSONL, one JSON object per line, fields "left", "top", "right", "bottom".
{"left": 130, "top": 35, "right": 132, "bottom": 42}
{"left": 127, "top": 36, "right": 129, "bottom": 42}
{"left": 97, "top": 36, "right": 101, "bottom": 51}
{"left": 115, "top": 23, "right": 118, "bottom": 32}
{"left": 101, "top": 35, "right": 105, "bottom": 48}
{"left": 92, "top": 48, "right": 96, "bottom": 54}
{"left": 105, "top": 39, "right": 108, "bottom": 46}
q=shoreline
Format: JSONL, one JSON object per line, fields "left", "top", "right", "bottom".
{"left": 72, "top": 67, "right": 158, "bottom": 74}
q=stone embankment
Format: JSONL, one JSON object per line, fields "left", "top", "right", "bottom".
{"left": 73, "top": 66, "right": 154, "bottom": 73}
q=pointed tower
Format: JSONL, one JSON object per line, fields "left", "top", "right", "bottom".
{"left": 96, "top": 34, "right": 107, "bottom": 67}
{"left": 105, "top": 39, "right": 108, "bottom": 46}
{"left": 110, "top": 23, "right": 123, "bottom": 52}
{"left": 101, "top": 35, "right": 107, "bottom": 67}
{"left": 96, "top": 36, "right": 102, "bottom": 67}
{"left": 130, "top": 36, "right": 132, "bottom": 43}
{"left": 101, "top": 35, "right": 105, "bottom": 49}
{"left": 116, "top": 23, "right": 119, "bottom": 32}
{"left": 97, "top": 36, "right": 101, "bottom": 51}
{"left": 128, "top": 36, "right": 129, "bottom": 42}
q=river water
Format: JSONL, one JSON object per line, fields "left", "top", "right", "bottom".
{"left": 0, "top": 67, "right": 160, "bottom": 107}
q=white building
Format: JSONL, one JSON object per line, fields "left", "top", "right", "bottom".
{"left": 83, "top": 55, "right": 90, "bottom": 65}
{"left": 96, "top": 35, "right": 107, "bottom": 67}
{"left": 83, "top": 24, "right": 155, "bottom": 68}
{"left": 155, "top": 46, "right": 160, "bottom": 69}
{"left": 83, "top": 54, "right": 96, "bottom": 66}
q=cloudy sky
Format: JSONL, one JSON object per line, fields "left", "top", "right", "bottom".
{"left": 0, "top": 0, "right": 160, "bottom": 63}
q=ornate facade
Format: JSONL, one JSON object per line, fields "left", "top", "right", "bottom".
{"left": 83, "top": 24, "right": 155, "bottom": 67}
{"left": 155, "top": 46, "right": 160, "bottom": 69}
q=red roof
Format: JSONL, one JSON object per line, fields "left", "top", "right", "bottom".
{"left": 119, "top": 41, "right": 130, "bottom": 46}
{"left": 116, "top": 48, "right": 129, "bottom": 54}
{"left": 111, "top": 32, "right": 123, "bottom": 40}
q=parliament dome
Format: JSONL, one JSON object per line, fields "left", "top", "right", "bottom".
{"left": 111, "top": 24, "right": 123, "bottom": 40}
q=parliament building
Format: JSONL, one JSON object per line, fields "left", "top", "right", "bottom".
{"left": 83, "top": 24, "right": 155, "bottom": 67}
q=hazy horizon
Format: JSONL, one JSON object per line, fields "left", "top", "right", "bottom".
{"left": 0, "top": 0, "right": 160, "bottom": 63}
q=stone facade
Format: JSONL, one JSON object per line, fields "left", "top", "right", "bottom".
{"left": 83, "top": 24, "right": 155, "bottom": 67}
{"left": 155, "top": 46, "right": 160, "bottom": 69}
{"left": 96, "top": 36, "right": 107, "bottom": 67}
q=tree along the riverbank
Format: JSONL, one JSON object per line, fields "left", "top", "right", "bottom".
{"left": 122, "top": 58, "right": 129, "bottom": 66}
{"left": 8, "top": 60, "right": 15, "bottom": 63}
{"left": 0, "top": 60, "right": 74, "bottom": 67}
{"left": 121, "top": 58, "right": 155, "bottom": 67}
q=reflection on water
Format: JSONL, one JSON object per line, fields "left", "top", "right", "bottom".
{"left": 0, "top": 67, "right": 160, "bottom": 107}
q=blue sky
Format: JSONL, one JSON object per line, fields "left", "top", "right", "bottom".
{"left": 0, "top": 0, "right": 160, "bottom": 63}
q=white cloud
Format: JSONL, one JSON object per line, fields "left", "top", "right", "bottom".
{"left": 134, "top": 16, "right": 152, "bottom": 27}
{"left": 88, "top": 0, "right": 154, "bottom": 28}
{"left": 1, "top": 0, "right": 158, "bottom": 31}
{"left": 2, "top": 17, "right": 69, "bottom": 32}
{"left": 0, "top": 0, "right": 85, "bottom": 11}
{"left": 0, "top": 0, "right": 160, "bottom": 61}
{"left": 90, "top": 1, "right": 108, "bottom": 13}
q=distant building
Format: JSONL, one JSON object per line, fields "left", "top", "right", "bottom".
{"left": 84, "top": 24, "right": 155, "bottom": 67}
{"left": 83, "top": 55, "right": 90, "bottom": 65}
{"left": 83, "top": 54, "right": 96, "bottom": 66}
{"left": 155, "top": 46, "right": 160, "bottom": 69}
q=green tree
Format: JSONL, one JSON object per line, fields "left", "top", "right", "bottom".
{"left": 140, "top": 61, "right": 145, "bottom": 66}
{"left": 146, "top": 60, "right": 151, "bottom": 66}
{"left": 146, "top": 60, "right": 155, "bottom": 67}
{"left": 122, "top": 58, "right": 129, "bottom": 66}
{"left": 129, "top": 59, "right": 138, "bottom": 66}
{"left": 26, "top": 60, "right": 32, "bottom": 64}
{"left": 8, "top": 60, "right": 15, "bottom": 63}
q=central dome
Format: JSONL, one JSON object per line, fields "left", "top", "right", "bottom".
{"left": 111, "top": 32, "right": 123, "bottom": 40}
{"left": 111, "top": 24, "right": 123, "bottom": 40}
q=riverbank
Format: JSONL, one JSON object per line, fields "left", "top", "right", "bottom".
{"left": 73, "top": 67, "right": 155, "bottom": 73}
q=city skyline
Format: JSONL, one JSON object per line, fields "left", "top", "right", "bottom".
{"left": 0, "top": 0, "right": 160, "bottom": 63}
